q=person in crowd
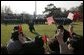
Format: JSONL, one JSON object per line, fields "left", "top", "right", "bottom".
{"left": 67, "top": 24, "right": 83, "bottom": 54}
{"left": 48, "top": 36, "right": 60, "bottom": 54}
{"left": 21, "top": 35, "right": 45, "bottom": 54}
{"left": 55, "top": 29, "right": 73, "bottom": 54}
{"left": 7, "top": 30, "right": 23, "bottom": 54}
{"left": 28, "top": 20, "right": 35, "bottom": 33}
{"left": 7, "top": 25, "right": 44, "bottom": 54}
{"left": 7, "top": 26, "right": 31, "bottom": 54}
{"left": 68, "top": 24, "right": 80, "bottom": 38}
{"left": 48, "top": 25, "right": 81, "bottom": 54}
{"left": 56, "top": 25, "right": 71, "bottom": 42}
{"left": 55, "top": 29, "right": 82, "bottom": 54}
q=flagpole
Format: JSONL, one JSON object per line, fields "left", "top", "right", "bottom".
{"left": 35, "top": 1, "right": 37, "bottom": 19}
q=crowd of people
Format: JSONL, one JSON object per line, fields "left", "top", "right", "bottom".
{"left": 1, "top": 24, "right": 83, "bottom": 54}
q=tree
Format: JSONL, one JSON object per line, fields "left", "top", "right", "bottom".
{"left": 69, "top": 3, "right": 83, "bottom": 21}
{"left": 70, "top": 7, "right": 77, "bottom": 13}
{"left": 61, "top": 9, "right": 68, "bottom": 17}
{"left": 78, "top": 3, "right": 83, "bottom": 14}
{"left": 1, "top": 6, "right": 5, "bottom": 23}
{"left": 1, "top": 6, "right": 13, "bottom": 14}
{"left": 1, "top": 6, "right": 13, "bottom": 22}
{"left": 43, "top": 3, "right": 63, "bottom": 18}
{"left": 78, "top": 3, "right": 83, "bottom": 21}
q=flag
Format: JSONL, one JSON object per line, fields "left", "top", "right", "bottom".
{"left": 18, "top": 24, "right": 22, "bottom": 33}
{"left": 42, "top": 35, "right": 51, "bottom": 53}
{"left": 42, "top": 35, "right": 47, "bottom": 43}
{"left": 46, "top": 16, "right": 54, "bottom": 25}
{"left": 73, "top": 11, "right": 80, "bottom": 21}
{"left": 67, "top": 12, "right": 74, "bottom": 20}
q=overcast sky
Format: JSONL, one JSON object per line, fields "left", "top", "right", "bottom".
{"left": 1, "top": 1, "right": 83, "bottom": 15}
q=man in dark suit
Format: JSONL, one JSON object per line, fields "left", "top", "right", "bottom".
{"left": 28, "top": 21, "right": 35, "bottom": 33}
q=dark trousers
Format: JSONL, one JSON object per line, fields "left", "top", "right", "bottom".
{"left": 29, "top": 27, "right": 35, "bottom": 33}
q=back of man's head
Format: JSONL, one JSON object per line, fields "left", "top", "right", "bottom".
{"left": 11, "top": 31, "right": 19, "bottom": 41}
{"left": 13, "top": 26, "right": 19, "bottom": 31}
{"left": 35, "top": 35, "right": 44, "bottom": 47}
{"left": 57, "top": 25, "right": 64, "bottom": 30}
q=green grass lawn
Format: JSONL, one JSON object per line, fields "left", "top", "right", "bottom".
{"left": 1, "top": 22, "right": 83, "bottom": 46}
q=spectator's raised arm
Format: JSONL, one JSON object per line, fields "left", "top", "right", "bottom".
{"left": 55, "top": 29, "right": 72, "bottom": 54}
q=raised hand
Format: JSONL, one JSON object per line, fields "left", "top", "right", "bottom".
{"left": 55, "top": 29, "right": 64, "bottom": 45}
{"left": 56, "top": 29, "right": 72, "bottom": 54}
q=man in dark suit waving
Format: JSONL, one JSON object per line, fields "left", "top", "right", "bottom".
{"left": 28, "top": 21, "right": 35, "bottom": 33}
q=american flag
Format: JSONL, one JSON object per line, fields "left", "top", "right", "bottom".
{"left": 42, "top": 35, "right": 47, "bottom": 43}
{"left": 18, "top": 24, "right": 22, "bottom": 33}
{"left": 46, "top": 16, "right": 55, "bottom": 25}
{"left": 67, "top": 12, "right": 74, "bottom": 20}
